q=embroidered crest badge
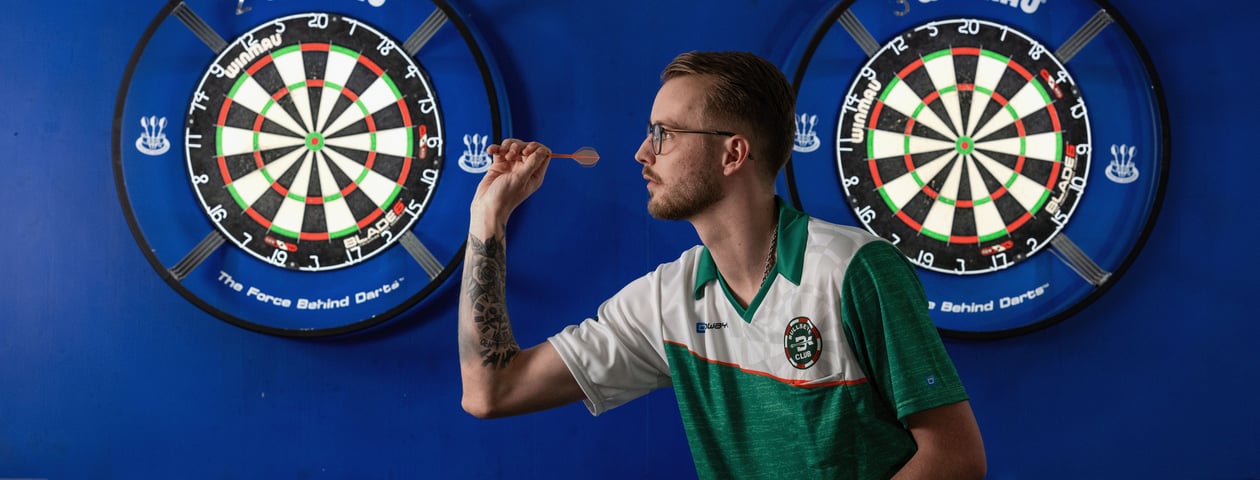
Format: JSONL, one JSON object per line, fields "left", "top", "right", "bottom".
{"left": 783, "top": 317, "right": 822, "bottom": 369}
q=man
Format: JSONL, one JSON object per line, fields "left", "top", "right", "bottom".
{"left": 458, "top": 51, "right": 985, "bottom": 479}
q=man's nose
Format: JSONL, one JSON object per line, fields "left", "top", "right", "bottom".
{"left": 634, "top": 137, "right": 654, "bottom": 165}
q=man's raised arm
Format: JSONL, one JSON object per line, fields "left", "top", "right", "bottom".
{"left": 458, "top": 139, "right": 586, "bottom": 419}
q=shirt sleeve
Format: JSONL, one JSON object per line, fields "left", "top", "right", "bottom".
{"left": 840, "top": 241, "right": 969, "bottom": 422}
{"left": 548, "top": 273, "right": 672, "bottom": 416}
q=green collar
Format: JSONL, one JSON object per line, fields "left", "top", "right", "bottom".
{"left": 693, "top": 196, "right": 808, "bottom": 301}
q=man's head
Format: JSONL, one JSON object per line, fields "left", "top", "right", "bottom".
{"left": 659, "top": 51, "right": 796, "bottom": 180}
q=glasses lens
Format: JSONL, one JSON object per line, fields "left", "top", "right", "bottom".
{"left": 648, "top": 124, "right": 662, "bottom": 155}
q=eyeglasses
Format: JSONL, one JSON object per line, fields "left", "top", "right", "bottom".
{"left": 646, "top": 123, "right": 735, "bottom": 155}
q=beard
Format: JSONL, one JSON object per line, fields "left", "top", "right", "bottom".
{"left": 646, "top": 155, "right": 725, "bottom": 221}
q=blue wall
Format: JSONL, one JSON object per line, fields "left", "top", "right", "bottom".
{"left": 2, "top": 0, "right": 1256, "bottom": 478}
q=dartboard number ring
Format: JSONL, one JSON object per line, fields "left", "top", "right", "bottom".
{"left": 838, "top": 18, "right": 1090, "bottom": 275}
{"left": 186, "top": 12, "right": 443, "bottom": 272}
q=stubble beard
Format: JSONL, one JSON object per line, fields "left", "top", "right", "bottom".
{"left": 646, "top": 157, "right": 724, "bottom": 221}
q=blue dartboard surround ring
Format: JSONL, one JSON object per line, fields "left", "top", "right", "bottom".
{"left": 113, "top": 0, "right": 511, "bottom": 337}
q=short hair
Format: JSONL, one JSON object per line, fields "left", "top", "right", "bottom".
{"left": 661, "top": 51, "right": 796, "bottom": 178}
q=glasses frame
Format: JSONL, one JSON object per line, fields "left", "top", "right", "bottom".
{"left": 647, "top": 123, "right": 735, "bottom": 155}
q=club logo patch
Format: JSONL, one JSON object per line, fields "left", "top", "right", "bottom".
{"left": 783, "top": 317, "right": 822, "bottom": 369}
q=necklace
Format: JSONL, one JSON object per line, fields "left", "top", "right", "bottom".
{"left": 761, "top": 226, "right": 778, "bottom": 284}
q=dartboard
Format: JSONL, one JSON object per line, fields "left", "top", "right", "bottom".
{"left": 114, "top": 0, "right": 510, "bottom": 336}
{"left": 838, "top": 19, "right": 1090, "bottom": 275}
{"left": 185, "top": 14, "right": 444, "bottom": 272}
{"left": 786, "top": 0, "right": 1167, "bottom": 337}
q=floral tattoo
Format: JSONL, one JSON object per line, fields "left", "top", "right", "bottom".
{"left": 465, "top": 234, "right": 520, "bottom": 369}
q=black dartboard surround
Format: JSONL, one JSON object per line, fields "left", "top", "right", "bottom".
{"left": 785, "top": 0, "right": 1167, "bottom": 338}
{"left": 114, "top": 0, "right": 510, "bottom": 336}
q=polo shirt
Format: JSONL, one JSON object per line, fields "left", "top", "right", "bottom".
{"left": 549, "top": 198, "right": 968, "bottom": 479}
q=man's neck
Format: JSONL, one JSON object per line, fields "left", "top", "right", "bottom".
{"left": 691, "top": 194, "right": 779, "bottom": 307}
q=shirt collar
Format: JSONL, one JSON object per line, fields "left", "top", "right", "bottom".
{"left": 693, "top": 197, "right": 808, "bottom": 299}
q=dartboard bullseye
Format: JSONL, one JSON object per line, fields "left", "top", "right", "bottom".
{"left": 186, "top": 14, "right": 443, "bottom": 272}
{"left": 837, "top": 19, "right": 1090, "bottom": 274}
{"left": 114, "top": 0, "right": 509, "bottom": 336}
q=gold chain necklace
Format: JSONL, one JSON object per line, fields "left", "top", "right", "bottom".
{"left": 761, "top": 227, "right": 778, "bottom": 284}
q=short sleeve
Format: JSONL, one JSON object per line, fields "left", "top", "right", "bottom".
{"left": 548, "top": 273, "right": 672, "bottom": 416}
{"left": 840, "top": 241, "right": 969, "bottom": 422}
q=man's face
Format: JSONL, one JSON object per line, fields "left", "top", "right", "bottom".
{"left": 636, "top": 76, "right": 725, "bottom": 221}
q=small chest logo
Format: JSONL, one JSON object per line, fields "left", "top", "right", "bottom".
{"left": 696, "top": 322, "right": 728, "bottom": 333}
{"left": 783, "top": 317, "right": 822, "bottom": 369}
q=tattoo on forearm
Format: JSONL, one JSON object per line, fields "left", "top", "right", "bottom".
{"left": 465, "top": 234, "right": 520, "bottom": 369}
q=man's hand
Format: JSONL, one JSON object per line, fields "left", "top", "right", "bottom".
{"left": 472, "top": 139, "right": 552, "bottom": 226}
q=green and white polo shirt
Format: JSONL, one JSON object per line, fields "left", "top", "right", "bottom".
{"left": 549, "top": 199, "right": 968, "bottom": 479}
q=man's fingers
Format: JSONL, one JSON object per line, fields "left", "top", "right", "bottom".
{"left": 489, "top": 139, "right": 531, "bottom": 166}
{"left": 520, "top": 141, "right": 548, "bottom": 158}
{"left": 520, "top": 142, "right": 551, "bottom": 170}
{"left": 488, "top": 139, "right": 551, "bottom": 175}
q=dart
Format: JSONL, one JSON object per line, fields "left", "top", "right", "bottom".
{"left": 548, "top": 146, "right": 600, "bottom": 167}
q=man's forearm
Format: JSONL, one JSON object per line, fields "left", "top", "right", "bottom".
{"left": 460, "top": 231, "right": 521, "bottom": 371}
{"left": 457, "top": 226, "right": 587, "bottom": 418}
{"left": 458, "top": 140, "right": 583, "bottom": 418}
{"left": 893, "top": 401, "right": 987, "bottom": 479}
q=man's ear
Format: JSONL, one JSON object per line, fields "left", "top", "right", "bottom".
{"left": 721, "top": 135, "right": 752, "bottom": 176}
